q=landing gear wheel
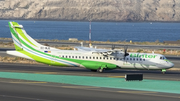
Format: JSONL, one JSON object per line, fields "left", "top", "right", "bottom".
{"left": 161, "top": 69, "right": 166, "bottom": 74}
{"left": 97, "top": 68, "right": 104, "bottom": 73}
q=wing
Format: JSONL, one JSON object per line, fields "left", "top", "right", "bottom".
{"left": 75, "top": 46, "right": 110, "bottom": 52}
{"left": 75, "top": 46, "right": 124, "bottom": 57}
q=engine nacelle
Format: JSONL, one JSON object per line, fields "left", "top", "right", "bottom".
{"left": 102, "top": 52, "right": 108, "bottom": 56}
{"left": 107, "top": 51, "right": 113, "bottom": 55}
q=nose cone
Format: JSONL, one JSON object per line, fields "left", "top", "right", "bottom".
{"left": 165, "top": 62, "right": 174, "bottom": 69}
{"left": 158, "top": 61, "right": 174, "bottom": 69}
{"left": 169, "top": 62, "right": 174, "bottom": 68}
{"left": 164, "top": 59, "right": 174, "bottom": 69}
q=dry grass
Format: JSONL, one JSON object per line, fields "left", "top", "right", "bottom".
{"left": 0, "top": 38, "right": 12, "bottom": 40}
{"left": 0, "top": 56, "right": 40, "bottom": 64}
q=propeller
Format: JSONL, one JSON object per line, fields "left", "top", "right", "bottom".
{"left": 124, "top": 45, "right": 129, "bottom": 60}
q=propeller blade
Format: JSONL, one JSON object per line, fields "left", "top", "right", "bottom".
{"left": 124, "top": 45, "right": 129, "bottom": 60}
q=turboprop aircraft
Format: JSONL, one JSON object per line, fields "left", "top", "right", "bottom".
{"left": 7, "top": 21, "right": 174, "bottom": 73}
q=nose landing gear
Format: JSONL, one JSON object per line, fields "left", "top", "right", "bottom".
{"left": 162, "top": 69, "right": 166, "bottom": 74}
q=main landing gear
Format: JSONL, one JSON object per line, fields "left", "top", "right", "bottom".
{"left": 91, "top": 69, "right": 104, "bottom": 73}
{"left": 161, "top": 69, "right": 166, "bottom": 74}
{"left": 97, "top": 68, "right": 105, "bottom": 73}
{"left": 91, "top": 67, "right": 106, "bottom": 73}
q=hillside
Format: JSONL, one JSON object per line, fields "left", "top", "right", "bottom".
{"left": 0, "top": 0, "right": 180, "bottom": 21}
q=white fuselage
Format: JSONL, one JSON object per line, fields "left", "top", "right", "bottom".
{"left": 48, "top": 50, "right": 174, "bottom": 70}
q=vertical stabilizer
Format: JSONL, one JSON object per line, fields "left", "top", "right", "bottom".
{"left": 8, "top": 22, "right": 23, "bottom": 51}
{"left": 8, "top": 22, "right": 43, "bottom": 51}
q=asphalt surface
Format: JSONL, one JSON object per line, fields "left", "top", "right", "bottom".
{"left": 0, "top": 78, "right": 180, "bottom": 101}
{"left": 0, "top": 63, "right": 180, "bottom": 81}
{"left": 0, "top": 63, "right": 180, "bottom": 101}
{"left": 0, "top": 46, "right": 180, "bottom": 101}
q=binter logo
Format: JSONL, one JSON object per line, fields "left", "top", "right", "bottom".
{"left": 130, "top": 54, "right": 157, "bottom": 58}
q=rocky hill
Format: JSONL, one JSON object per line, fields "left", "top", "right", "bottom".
{"left": 0, "top": 0, "right": 180, "bottom": 22}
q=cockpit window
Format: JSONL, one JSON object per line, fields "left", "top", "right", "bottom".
{"left": 160, "top": 56, "right": 166, "bottom": 60}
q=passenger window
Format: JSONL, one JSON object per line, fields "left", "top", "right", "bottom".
{"left": 130, "top": 58, "right": 132, "bottom": 61}
{"left": 133, "top": 58, "right": 135, "bottom": 61}
{"left": 140, "top": 58, "right": 142, "bottom": 61}
{"left": 93, "top": 57, "right": 95, "bottom": 59}
{"left": 82, "top": 56, "right": 84, "bottom": 59}
{"left": 160, "top": 57, "right": 162, "bottom": 59}
{"left": 69, "top": 56, "right": 71, "bottom": 58}
{"left": 117, "top": 58, "right": 119, "bottom": 60}
{"left": 96, "top": 57, "right": 98, "bottom": 59}
{"left": 89, "top": 57, "right": 91, "bottom": 59}
{"left": 143, "top": 59, "right": 145, "bottom": 61}
{"left": 126, "top": 58, "right": 129, "bottom": 60}
{"left": 114, "top": 58, "right": 115, "bottom": 60}
{"left": 110, "top": 57, "right": 112, "bottom": 60}
{"left": 86, "top": 57, "right": 88, "bottom": 59}
{"left": 136, "top": 58, "right": 138, "bottom": 61}
{"left": 75, "top": 56, "right": 77, "bottom": 58}
{"left": 107, "top": 57, "right": 108, "bottom": 60}
{"left": 62, "top": 56, "right": 64, "bottom": 58}
{"left": 100, "top": 57, "right": 102, "bottom": 59}
{"left": 72, "top": 56, "right": 74, "bottom": 58}
{"left": 79, "top": 56, "right": 81, "bottom": 59}
{"left": 103, "top": 57, "right": 105, "bottom": 59}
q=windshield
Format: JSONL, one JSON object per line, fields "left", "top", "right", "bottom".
{"left": 160, "top": 56, "right": 166, "bottom": 60}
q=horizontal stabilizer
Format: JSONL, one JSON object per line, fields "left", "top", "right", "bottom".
{"left": 6, "top": 51, "right": 33, "bottom": 60}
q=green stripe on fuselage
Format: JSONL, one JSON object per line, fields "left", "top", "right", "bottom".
{"left": 13, "top": 32, "right": 117, "bottom": 68}
{"left": 14, "top": 44, "right": 68, "bottom": 66}
{"left": 9, "top": 22, "right": 117, "bottom": 69}
{"left": 62, "top": 58, "right": 117, "bottom": 70}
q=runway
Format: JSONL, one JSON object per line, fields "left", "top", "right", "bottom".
{"left": 0, "top": 63, "right": 180, "bottom": 101}
{"left": 0, "top": 62, "right": 179, "bottom": 80}
{"left": 0, "top": 78, "right": 179, "bottom": 101}
{"left": 0, "top": 46, "right": 180, "bottom": 100}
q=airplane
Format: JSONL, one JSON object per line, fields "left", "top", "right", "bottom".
{"left": 6, "top": 21, "right": 174, "bottom": 73}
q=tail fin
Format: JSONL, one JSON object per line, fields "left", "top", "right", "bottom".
{"left": 8, "top": 21, "right": 43, "bottom": 51}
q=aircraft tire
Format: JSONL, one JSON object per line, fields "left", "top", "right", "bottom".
{"left": 97, "top": 68, "right": 103, "bottom": 73}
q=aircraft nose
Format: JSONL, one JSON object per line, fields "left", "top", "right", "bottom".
{"left": 169, "top": 62, "right": 174, "bottom": 68}
{"left": 166, "top": 62, "right": 174, "bottom": 68}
